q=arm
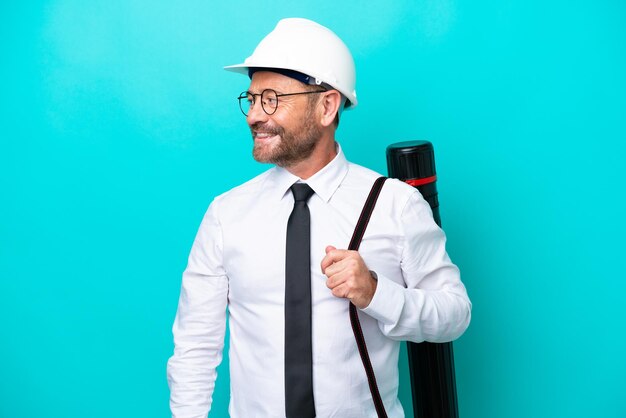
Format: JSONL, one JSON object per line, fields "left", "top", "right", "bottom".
{"left": 167, "top": 202, "right": 228, "bottom": 418}
{"left": 322, "top": 190, "right": 471, "bottom": 343}
{"left": 361, "top": 190, "right": 471, "bottom": 343}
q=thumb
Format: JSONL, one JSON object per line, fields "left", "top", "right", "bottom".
{"left": 321, "top": 245, "right": 338, "bottom": 274}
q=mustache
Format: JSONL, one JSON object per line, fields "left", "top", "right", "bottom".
{"left": 250, "top": 122, "right": 283, "bottom": 136}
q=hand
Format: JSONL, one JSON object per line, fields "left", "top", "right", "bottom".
{"left": 320, "top": 245, "right": 377, "bottom": 309}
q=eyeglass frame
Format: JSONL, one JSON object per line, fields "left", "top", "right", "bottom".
{"left": 237, "top": 88, "right": 327, "bottom": 116}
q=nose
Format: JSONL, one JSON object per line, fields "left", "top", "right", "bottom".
{"left": 246, "top": 99, "right": 269, "bottom": 126}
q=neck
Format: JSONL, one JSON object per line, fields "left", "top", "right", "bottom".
{"left": 285, "top": 135, "right": 337, "bottom": 180}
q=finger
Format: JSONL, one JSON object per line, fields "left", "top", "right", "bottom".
{"left": 329, "top": 282, "right": 350, "bottom": 300}
{"left": 325, "top": 269, "right": 349, "bottom": 289}
{"left": 328, "top": 254, "right": 365, "bottom": 279}
{"left": 323, "top": 256, "right": 348, "bottom": 278}
{"left": 320, "top": 245, "right": 337, "bottom": 272}
{"left": 320, "top": 248, "right": 351, "bottom": 273}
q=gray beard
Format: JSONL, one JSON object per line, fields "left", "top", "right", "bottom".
{"left": 251, "top": 108, "right": 322, "bottom": 168}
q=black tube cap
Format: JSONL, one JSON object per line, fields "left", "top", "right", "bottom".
{"left": 386, "top": 140, "right": 436, "bottom": 180}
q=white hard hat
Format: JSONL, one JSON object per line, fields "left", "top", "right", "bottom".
{"left": 224, "top": 18, "right": 358, "bottom": 109}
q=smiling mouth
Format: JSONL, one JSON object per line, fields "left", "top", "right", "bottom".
{"left": 251, "top": 121, "right": 282, "bottom": 143}
{"left": 252, "top": 130, "right": 281, "bottom": 143}
{"left": 254, "top": 131, "right": 276, "bottom": 138}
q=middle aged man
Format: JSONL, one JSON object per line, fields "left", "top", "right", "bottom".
{"left": 167, "top": 18, "right": 472, "bottom": 418}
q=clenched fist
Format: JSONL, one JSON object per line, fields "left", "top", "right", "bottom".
{"left": 320, "top": 245, "right": 377, "bottom": 309}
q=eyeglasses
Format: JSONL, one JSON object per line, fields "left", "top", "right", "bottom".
{"left": 237, "top": 88, "right": 326, "bottom": 116}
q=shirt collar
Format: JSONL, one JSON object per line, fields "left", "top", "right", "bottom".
{"left": 266, "top": 143, "right": 349, "bottom": 203}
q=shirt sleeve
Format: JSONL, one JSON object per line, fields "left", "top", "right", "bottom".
{"left": 167, "top": 200, "right": 228, "bottom": 418}
{"left": 361, "top": 190, "right": 472, "bottom": 343}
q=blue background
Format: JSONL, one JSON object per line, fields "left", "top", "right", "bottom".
{"left": 1, "top": 1, "right": 625, "bottom": 417}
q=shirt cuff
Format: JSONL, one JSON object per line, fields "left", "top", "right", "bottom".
{"left": 360, "top": 271, "right": 405, "bottom": 325}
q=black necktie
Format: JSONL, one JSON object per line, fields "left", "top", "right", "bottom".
{"left": 285, "top": 183, "right": 316, "bottom": 418}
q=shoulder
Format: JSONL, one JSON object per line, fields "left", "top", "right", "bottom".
{"left": 344, "top": 161, "right": 418, "bottom": 207}
{"left": 210, "top": 167, "right": 276, "bottom": 210}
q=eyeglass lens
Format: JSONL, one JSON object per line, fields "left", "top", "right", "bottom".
{"left": 238, "top": 89, "right": 278, "bottom": 116}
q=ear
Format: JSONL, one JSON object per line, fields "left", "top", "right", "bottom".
{"left": 318, "top": 90, "right": 342, "bottom": 128}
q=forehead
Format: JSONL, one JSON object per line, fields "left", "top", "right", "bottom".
{"left": 248, "top": 71, "right": 302, "bottom": 92}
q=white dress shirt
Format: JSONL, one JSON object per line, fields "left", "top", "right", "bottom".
{"left": 167, "top": 145, "right": 471, "bottom": 418}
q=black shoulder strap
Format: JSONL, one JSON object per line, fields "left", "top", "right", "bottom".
{"left": 348, "top": 176, "right": 388, "bottom": 251}
{"left": 348, "top": 176, "right": 388, "bottom": 418}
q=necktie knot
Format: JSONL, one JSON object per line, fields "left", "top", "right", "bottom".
{"left": 290, "top": 183, "right": 314, "bottom": 203}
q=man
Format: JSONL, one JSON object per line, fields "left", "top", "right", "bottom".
{"left": 167, "top": 18, "right": 471, "bottom": 418}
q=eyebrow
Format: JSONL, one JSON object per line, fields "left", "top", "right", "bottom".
{"left": 246, "top": 88, "right": 287, "bottom": 95}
